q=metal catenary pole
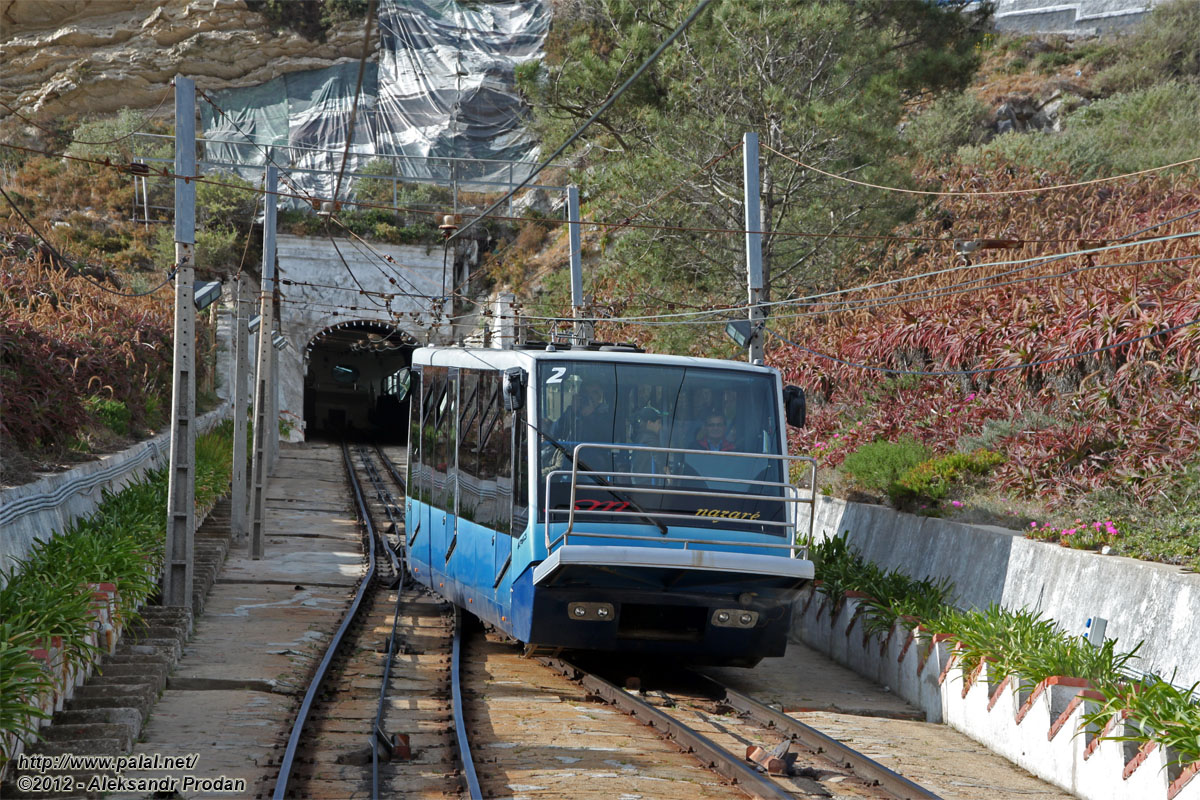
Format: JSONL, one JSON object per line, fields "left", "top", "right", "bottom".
{"left": 163, "top": 75, "right": 197, "bottom": 608}
{"left": 230, "top": 273, "right": 251, "bottom": 540}
{"left": 249, "top": 166, "right": 278, "bottom": 560}
{"left": 567, "top": 186, "right": 593, "bottom": 345}
{"left": 743, "top": 131, "right": 765, "bottom": 364}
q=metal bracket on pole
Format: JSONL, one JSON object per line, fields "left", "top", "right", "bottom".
{"left": 163, "top": 75, "right": 197, "bottom": 609}
{"left": 230, "top": 273, "right": 251, "bottom": 540}
{"left": 567, "top": 186, "right": 592, "bottom": 346}
{"left": 249, "top": 166, "right": 278, "bottom": 560}
{"left": 743, "top": 131, "right": 765, "bottom": 364}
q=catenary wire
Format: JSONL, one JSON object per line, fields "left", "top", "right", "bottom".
{"left": 0, "top": 140, "right": 1136, "bottom": 247}
{"left": 451, "top": 0, "right": 717, "bottom": 242}
{"left": 764, "top": 319, "right": 1200, "bottom": 378}
{"left": 761, "top": 142, "right": 1200, "bottom": 197}
{"left": 0, "top": 88, "right": 173, "bottom": 146}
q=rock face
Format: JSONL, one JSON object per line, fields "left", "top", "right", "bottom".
{"left": 0, "top": 0, "right": 373, "bottom": 121}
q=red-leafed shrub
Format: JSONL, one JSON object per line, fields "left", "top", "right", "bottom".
{"left": 775, "top": 166, "right": 1199, "bottom": 506}
{"left": 0, "top": 243, "right": 175, "bottom": 454}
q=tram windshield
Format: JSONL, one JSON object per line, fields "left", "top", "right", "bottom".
{"left": 537, "top": 361, "right": 788, "bottom": 533}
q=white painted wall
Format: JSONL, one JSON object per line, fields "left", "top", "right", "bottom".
{"left": 809, "top": 495, "right": 1200, "bottom": 688}
{"left": 991, "top": 0, "right": 1165, "bottom": 34}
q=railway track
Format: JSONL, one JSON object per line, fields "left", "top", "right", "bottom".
{"left": 267, "top": 443, "right": 462, "bottom": 799}
{"left": 267, "top": 441, "right": 939, "bottom": 800}
{"left": 539, "top": 658, "right": 942, "bottom": 800}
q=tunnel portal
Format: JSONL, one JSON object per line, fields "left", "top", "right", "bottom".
{"left": 303, "top": 321, "right": 415, "bottom": 444}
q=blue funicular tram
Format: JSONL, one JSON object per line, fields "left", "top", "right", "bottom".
{"left": 404, "top": 344, "right": 814, "bottom": 665}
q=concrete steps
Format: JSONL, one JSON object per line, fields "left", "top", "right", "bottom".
{"left": 1, "top": 499, "right": 233, "bottom": 798}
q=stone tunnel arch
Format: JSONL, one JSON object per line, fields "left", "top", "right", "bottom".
{"left": 302, "top": 320, "right": 418, "bottom": 443}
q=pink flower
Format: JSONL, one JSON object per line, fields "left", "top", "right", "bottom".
{"left": 966, "top": 393, "right": 976, "bottom": 402}
{"left": 1030, "top": 522, "right": 1038, "bottom": 528}
{"left": 951, "top": 500, "right": 963, "bottom": 508}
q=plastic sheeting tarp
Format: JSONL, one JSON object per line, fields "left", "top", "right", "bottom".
{"left": 198, "top": 0, "right": 548, "bottom": 204}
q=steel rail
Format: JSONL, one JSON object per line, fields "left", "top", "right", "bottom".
{"left": 363, "top": 445, "right": 409, "bottom": 799}
{"left": 693, "top": 672, "right": 943, "bottom": 800}
{"left": 372, "top": 552, "right": 405, "bottom": 799}
{"left": 272, "top": 442, "right": 377, "bottom": 800}
{"left": 451, "top": 610, "right": 483, "bottom": 800}
{"left": 538, "top": 658, "right": 792, "bottom": 800}
{"left": 357, "top": 445, "right": 400, "bottom": 576}
{"left": 373, "top": 444, "right": 407, "bottom": 492}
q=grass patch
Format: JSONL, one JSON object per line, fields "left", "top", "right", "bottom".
{"left": 892, "top": 450, "right": 1004, "bottom": 509}
{"left": 840, "top": 437, "right": 931, "bottom": 499}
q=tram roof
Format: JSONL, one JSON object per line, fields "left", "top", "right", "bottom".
{"left": 413, "top": 345, "right": 779, "bottom": 375}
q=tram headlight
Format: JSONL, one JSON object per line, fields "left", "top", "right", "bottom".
{"left": 712, "top": 608, "right": 758, "bottom": 628}
{"left": 567, "top": 602, "right": 615, "bottom": 621}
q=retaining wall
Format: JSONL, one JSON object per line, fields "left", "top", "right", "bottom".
{"left": 810, "top": 496, "right": 1200, "bottom": 688}
{"left": 0, "top": 406, "right": 229, "bottom": 581}
{"left": 791, "top": 589, "right": 1200, "bottom": 800}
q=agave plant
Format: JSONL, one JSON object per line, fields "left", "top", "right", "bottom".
{"left": 1082, "top": 676, "right": 1200, "bottom": 765}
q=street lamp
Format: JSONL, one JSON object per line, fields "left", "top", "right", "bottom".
{"left": 193, "top": 280, "right": 222, "bottom": 311}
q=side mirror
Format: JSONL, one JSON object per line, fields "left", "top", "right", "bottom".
{"left": 503, "top": 367, "right": 526, "bottom": 411}
{"left": 783, "top": 384, "right": 806, "bottom": 429}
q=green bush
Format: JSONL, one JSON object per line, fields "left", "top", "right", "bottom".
{"left": 353, "top": 158, "right": 397, "bottom": 207}
{"left": 892, "top": 449, "right": 1004, "bottom": 506}
{"left": 1093, "top": 0, "right": 1200, "bottom": 93}
{"left": 84, "top": 395, "right": 131, "bottom": 436}
{"left": 65, "top": 108, "right": 169, "bottom": 162}
{"left": 959, "top": 81, "right": 1200, "bottom": 178}
{"left": 840, "top": 437, "right": 931, "bottom": 498}
{"left": 904, "top": 92, "right": 992, "bottom": 160}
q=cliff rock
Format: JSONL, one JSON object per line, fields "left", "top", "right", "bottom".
{"left": 0, "top": 0, "right": 372, "bottom": 121}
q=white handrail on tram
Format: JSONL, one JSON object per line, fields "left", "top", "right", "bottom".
{"left": 540, "top": 443, "right": 816, "bottom": 559}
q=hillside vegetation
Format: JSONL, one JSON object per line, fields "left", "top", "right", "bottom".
{"left": 507, "top": 0, "right": 1200, "bottom": 567}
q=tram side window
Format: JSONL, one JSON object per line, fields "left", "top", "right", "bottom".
{"left": 434, "top": 372, "right": 457, "bottom": 512}
{"left": 476, "top": 371, "right": 511, "bottom": 531}
{"left": 418, "top": 367, "right": 444, "bottom": 507}
{"left": 407, "top": 368, "right": 422, "bottom": 493}
{"left": 513, "top": 405, "right": 529, "bottom": 536}
{"left": 422, "top": 367, "right": 450, "bottom": 511}
{"left": 458, "top": 370, "right": 482, "bottom": 522}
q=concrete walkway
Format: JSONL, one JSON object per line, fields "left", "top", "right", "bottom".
{"left": 115, "top": 443, "right": 362, "bottom": 798}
